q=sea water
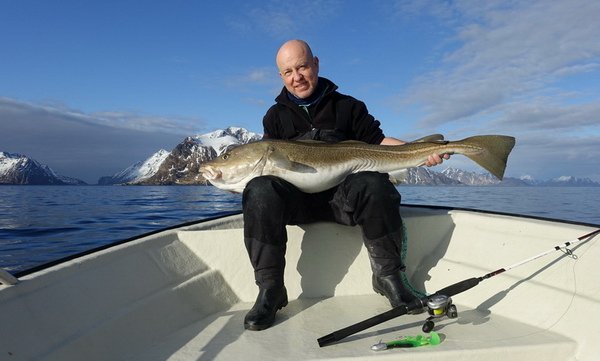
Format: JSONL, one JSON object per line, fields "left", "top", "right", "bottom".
{"left": 1, "top": 185, "right": 598, "bottom": 273}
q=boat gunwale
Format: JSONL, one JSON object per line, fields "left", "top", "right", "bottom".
{"left": 10, "top": 204, "right": 600, "bottom": 279}
{"left": 11, "top": 211, "right": 243, "bottom": 279}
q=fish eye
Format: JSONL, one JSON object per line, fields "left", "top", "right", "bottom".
{"left": 222, "top": 154, "right": 229, "bottom": 160}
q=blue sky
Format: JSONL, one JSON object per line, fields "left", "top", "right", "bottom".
{"left": 1, "top": 0, "right": 599, "bottom": 184}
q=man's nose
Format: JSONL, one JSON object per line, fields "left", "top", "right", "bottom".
{"left": 293, "top": 71, "right": 304, "bottom": 81}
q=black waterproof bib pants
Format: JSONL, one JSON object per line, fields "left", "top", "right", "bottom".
{"left": 242, "top": 171, "right": 405, "bottom": 289}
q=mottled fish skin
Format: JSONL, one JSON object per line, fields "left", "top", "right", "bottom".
{"left": 199, "top": 135, "right": 516, "bottom": 193}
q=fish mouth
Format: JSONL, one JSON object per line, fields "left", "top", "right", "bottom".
{"left": 199, "top": 165, "right": 221, "bottom": 180}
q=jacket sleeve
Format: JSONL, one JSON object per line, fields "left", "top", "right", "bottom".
{"left": 262, "top": 105, "right": 279, "bottom": 139}
{"left": 348, "top": 99, "right": 386, "bottom": 144}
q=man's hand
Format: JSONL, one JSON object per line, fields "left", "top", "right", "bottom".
{"left": 425, "top": 153, "right": 450, "bottom": 167}
{"left": 380, "top": 137, "right": 450, "bottom": 167}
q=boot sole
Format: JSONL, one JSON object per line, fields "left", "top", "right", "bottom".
{"left": 244, "top": 299, "right": 288, "bottom": 331}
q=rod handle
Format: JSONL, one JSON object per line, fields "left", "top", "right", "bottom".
{"left": 318, "top": 305, "right": 408, "bottom": 347}
{"left": 435, "top": 277, "right": 480, "bottom": 297}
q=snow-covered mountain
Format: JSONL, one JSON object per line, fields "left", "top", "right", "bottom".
{"left": 437, "top": 168, "right": 529, "bottom": 186}
{"left": 393, "top": 167, "right": 462, "bottom": 185}
{"left": 0, "top": 152, "right": 86, "bottom": 185}
{"left": 98, "top": 149, "right": 170, "bottom": 185}
{"left": 99, "top": 127, "right": 600, "bottom": 187}
{"left": 513, "top": 175, "right": 599, "bottom": 187}
{"left": 195, "top": 127, "right": 262, "bottom": 154}
{"left": 5, "top": 127, "right": 598, "bottom": 187}
{"left": 540, "top": 176, "right": 600, "bottom": 187}
{"left": 441, "top": 168, "right": 500, "bottom": 185}
{"left": 393, "top": 168, "right": 528, "bottom": 186}
{"left": 132, "top": 127, "right": 262, "bottom": 185}
{"left": 435, "top": 170, "right": 598, "bottom": 187}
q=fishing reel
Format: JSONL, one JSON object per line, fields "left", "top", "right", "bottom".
{"left": 421, "top": 294, "right": 458, "bottom": 333}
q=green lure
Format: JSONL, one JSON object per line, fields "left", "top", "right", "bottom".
{"left": 371, "top": 332, "right": 441, "bottom": 351}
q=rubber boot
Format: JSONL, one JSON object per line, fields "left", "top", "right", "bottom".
{"left": 372, "top": 270, "right": 418, "bottom": 307}
{"left": 363, "top": 229, "right": 419, "bottom": 308}
{"left": 244, "top": 286, "right": 288, "bottom": 331}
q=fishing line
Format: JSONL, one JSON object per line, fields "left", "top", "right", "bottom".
{"left": 448, "top": 241, "right": 584, "bottom": 346}
{"left": 317, "top": 228, "right": 600, "bottom": 347}
{"left": 452, "top": 250, "right": 581, "bottom": 347}
{"left": 542, "top": 234, "right": 598, "bottom": 333}
{"left": 492, "top": 234, "right": 597, "bottom": 343}
{"left": 399, "top": 222, "right": 428, "bottom": 299}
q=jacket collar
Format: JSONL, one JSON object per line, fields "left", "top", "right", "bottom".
{"left": 275, "top": 77, "right": 338, "bottom": 107}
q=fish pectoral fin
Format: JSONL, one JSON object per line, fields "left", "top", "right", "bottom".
{"left": 388, "top": 169, "right": 409, "bottom": 184}
{"left": 267, "top": 147, "right": 318, "bottom": 173}
{"left": 270, "top": 158, "right": 317, "bottom": 173}
{"left": 288, "top": 161, "right": 317, "bottom": 173}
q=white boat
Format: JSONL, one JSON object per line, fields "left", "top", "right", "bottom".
{"left": 1, "top": 205, "right": 599, "bottom": 361}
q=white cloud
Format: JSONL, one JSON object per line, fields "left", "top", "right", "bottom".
{"left": 227, "top": 0, "right": 341, "bottom": 39}
{"left": 505, "top": 132, "right": 600, "bottom": 180}
{"left": 247, "top": 8, "right": 298, "bottom": 37}
{"left": 90, "top": 111, "right": 202, "bottom": 135}
{"left": 232, "top": 67, "right": 279, "bottom": 86}
{"left": 397, "top": 0, "right": 600, "bottom": 130}
{"left": 221, "top": 67, "right": 282, "bottom": 100}
{"left": 0, "top": 97, "right": 190, "bottom": 183}
{"left": 0, "top": 97, "right": 203, "bottom": 136}
{"left": 491, "top": 100, "right": 600, "bottom": 131}
{"left": 388, "top": 0, "right": 600, "bottom": 181}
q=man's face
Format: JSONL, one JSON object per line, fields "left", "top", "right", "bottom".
{"left": 277, "top": 45, "right": 319, "bottom": 99}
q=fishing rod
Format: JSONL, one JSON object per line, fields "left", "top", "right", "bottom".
{"left": 317, "top": 228, "right": 600, "bottom": 347}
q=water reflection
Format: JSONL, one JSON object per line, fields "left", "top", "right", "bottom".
{"left": 1, "top": 185, "right": 598, "bottom": 273}
{"left": 0, "top": 185, "right": 242, "bottom": 272}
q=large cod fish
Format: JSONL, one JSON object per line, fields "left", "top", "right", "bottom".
{"left": 199, "top": 135, "right": 516, "bottom": 193}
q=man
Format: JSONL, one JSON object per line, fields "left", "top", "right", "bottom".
{"left": 243, "top": 39, "right": 447, "bottom": 331}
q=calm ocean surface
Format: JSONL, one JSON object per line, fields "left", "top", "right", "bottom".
{"left": 1, "top": 185, "right": 599, "bottom": 273}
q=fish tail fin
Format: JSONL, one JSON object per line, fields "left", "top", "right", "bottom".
{"left": 461, "top": 135, "right": 516, "bottom": 180}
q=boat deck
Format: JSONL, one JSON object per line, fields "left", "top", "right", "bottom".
{"left": 2, "top": 207, "right": 598, "bottom": 360}
{"left": 130, "top": 295, "right": 575, "bottom": 361}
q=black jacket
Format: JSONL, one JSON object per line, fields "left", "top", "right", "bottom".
{"left": 262, "top": 77, "right": 385, "bottom": 144}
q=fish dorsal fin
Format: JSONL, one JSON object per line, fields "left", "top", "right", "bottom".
{"left": 411, "top": 134, "right": 445, "bottom": 143}
{"left": 266, "top": 145, "right": 317, "bottom": 173}
{"left": 296, "top": 139, "right": 327, "bottom": 144}
{"left": 294, "top": 139, "right": 365, "bottom": 145}
{"left": 339, "top": 140, "right": 367, "bottom": 144}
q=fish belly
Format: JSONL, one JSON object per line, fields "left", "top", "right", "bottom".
{"left": 268, "top": 166, "right": 351, "bottom": 193}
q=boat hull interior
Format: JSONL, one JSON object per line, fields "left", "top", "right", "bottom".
{"left": 1, "top": 205, "right": 599, "bottom": 360}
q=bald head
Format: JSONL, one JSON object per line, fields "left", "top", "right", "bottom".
{"left": 276, "top": 40, "right": 320, "bottom": 99}
{"left": 276, "top": 40, "right": 314, "bottom": 66}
